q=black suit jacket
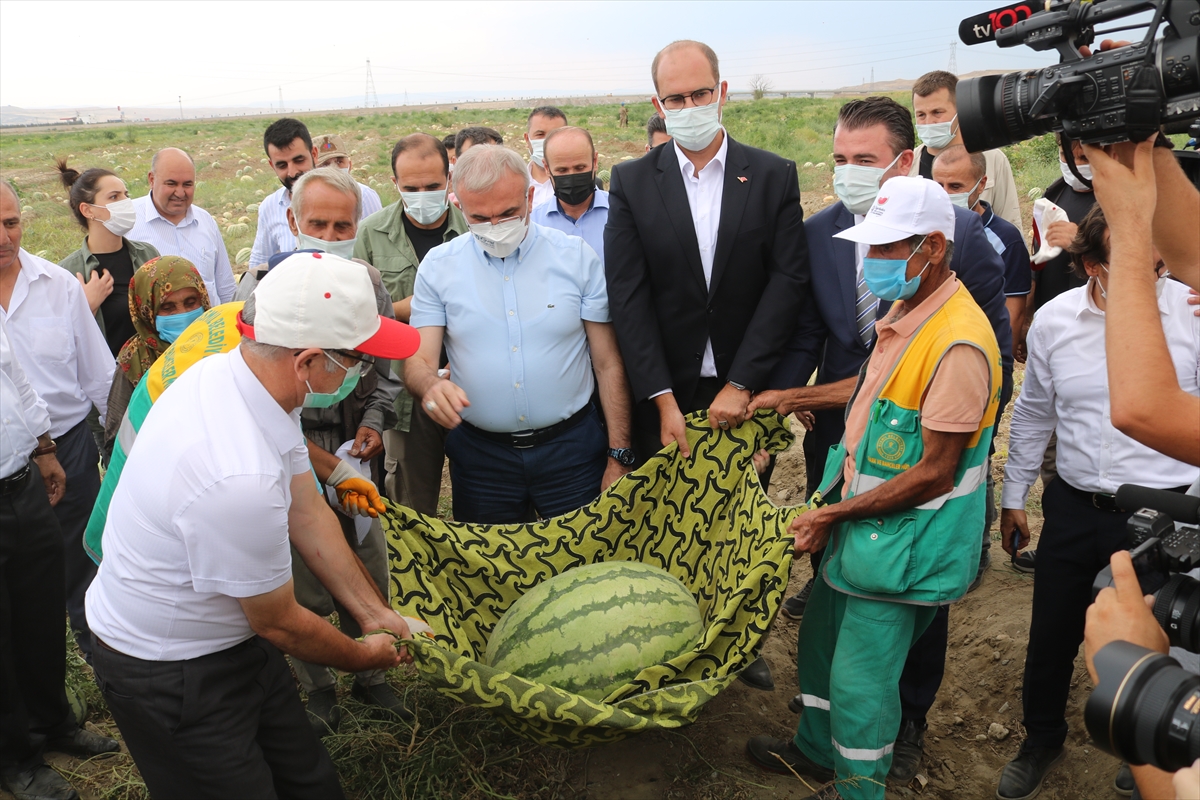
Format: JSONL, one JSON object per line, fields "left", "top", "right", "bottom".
{"left": 604, "top": 137, "right": 811, "bottom": 408}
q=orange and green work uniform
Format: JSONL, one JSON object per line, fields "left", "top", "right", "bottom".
{"left": 794, "top": 276, "right": 1001, "bottom": 800}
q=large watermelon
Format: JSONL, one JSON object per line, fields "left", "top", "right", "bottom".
{"left": 485, "top": 561, "right": 703, "bottom": 701}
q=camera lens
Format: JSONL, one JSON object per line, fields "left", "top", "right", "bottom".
{"left": 1085, "top": 641, "right": 1200, "bottom": 773}
{"left": 958, "top": 72, "right": 1056, "bottom": 152}
{"left": 1155, "top": 574, "right": 1200, "bottom": 653}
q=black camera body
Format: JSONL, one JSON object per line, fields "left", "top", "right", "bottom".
{"left": 958, "top": 0, "right": 1200, "bottom": 151}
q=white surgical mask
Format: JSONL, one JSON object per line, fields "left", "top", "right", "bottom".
{"left": 947, "top": 177, "right": 983, "bottom": 210}
{"left": 338, "top": 167, "right": 351, "bottom": 174}
{"left": 1059, "top": 160, "right": 1093, "bottom": 192}
{"left": 91, "top": 197, "right": 136, "bottom": 237}
{"left": 469, "top": 216, "right": 527, "bottom": 259}
{"left": 916, "top": 115, "right": 959, "bottom": 150}
{"left": 529, "top": 138, "right": 545, "bottom": 168}
{"left": 833, "top": 152, "right": 902, "bottom": 215}
{"left": 296, "top": 232, "right": 356, "bottom": 260}
{"left": 660, "top": 98, "right": 723, "bottom": 152}
{"left": 401, "top": 190, "right": 449, "bottom": 226}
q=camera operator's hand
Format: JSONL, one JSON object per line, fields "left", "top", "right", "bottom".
{"left": 1000, "top": 508, "right": 1030, "bottom": 557}
{"left": 1084, "top": 550, "right": 1168, "bottom": 685}
{"left": 1174, "top": 760, "right": 1200, "bottom": 800}
{"left": 1082, "top": 139, "right": 1158, "bottom": 233}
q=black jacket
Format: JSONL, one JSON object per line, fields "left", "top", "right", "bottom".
{"left": 604, "top": 136, "right": 811, "bottom": 407}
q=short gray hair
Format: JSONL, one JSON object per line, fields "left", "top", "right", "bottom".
{"left": 452, "top": 144, "right": 529, "bottom": 197}
{"left": 0, "top": 179, "right": 17, "bottom": 205}
{"left": 291, "top": 166, "right": 362, "bottom": 223}
{"left": 932, "top": 145, "right": 986, "bottom": 184}
{"left": 908, "top": 232, "right": 955, "bottom": 265}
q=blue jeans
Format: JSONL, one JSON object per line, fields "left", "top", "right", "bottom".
{"left": 444, "top": 407, "right": 607, "bottom": 524}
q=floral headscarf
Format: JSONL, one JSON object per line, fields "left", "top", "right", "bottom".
{"left": 116, "top": 255, "right": 210, "bottom": 385}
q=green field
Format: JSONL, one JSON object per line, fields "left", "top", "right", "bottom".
{"left": 2, "top": 96, "right": 1071, "bottom": 268}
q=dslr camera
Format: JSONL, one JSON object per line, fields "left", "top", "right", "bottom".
{"left": 1086, "top": 485, "right": 1200, "bottom": 772}
{"left": 956, "top": 0, "right": 1200, "bottom": 151}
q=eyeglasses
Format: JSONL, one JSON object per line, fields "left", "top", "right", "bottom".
{"left": 658, "top": 86, "right": 719, "bottom": 111}
{"left": 330, "top": 349, "right": 374, "bottom": 367}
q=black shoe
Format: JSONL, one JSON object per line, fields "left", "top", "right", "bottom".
{"left": 996, "top": 744, "right": 1065, "bottom": 800}
{"left": 1, "top": 764, "right": 79, "bottom": 800}
{"left": 1012, "top": 549, "right": 1037, "bottom": 574}
{"left": 888, "top": 719, "right": 926, "bottom": 784}
{"left": 351, "top": 681, "right": 415, "bottom": 722}
{"left": 788, "top": 693, "right": 803, "bottom": 714}
{"left": 781, "top": 578, "right": 815, "bottom": 620}
{"left": 44, "top": 727, "right": 119, "bottom": 758}
{"left": 305, "top": 687, "right": 342, "bottom": 737}
{"left": 745, "top": 735, "right": 835, "bottom": 782}
{"left": 969, "top": 548, "right": 992, "bottom": 593}
{"left": 738, "top": 656, "right": 775, "bottom": 691}
{"left": 1113, "top": 762, "right": 1134, "bottom": 797}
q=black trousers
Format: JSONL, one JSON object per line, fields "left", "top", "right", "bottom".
{"left": 631, "top": 378, "right": 724, "bottom": 468}
{"left": 92, "top": 635, "right": 344, "bottom": 800}
{"left": 0, "top": 460, "right": 74, "bottom": 771}
{"left": 1022, "top": 477, "right": 1132, "bottom": 749}
{"left": 52, "top": 419, "right": 100, "bottom": 659}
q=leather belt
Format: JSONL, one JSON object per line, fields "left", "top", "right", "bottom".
{"left": 0, "top": 464, "right": 30, "bottom": 495}
{"left": 462, "top": 405, "right": 591, "bottom": 449}
{"left": 1061, "top": 480, "right": 1189, "bottom": 512}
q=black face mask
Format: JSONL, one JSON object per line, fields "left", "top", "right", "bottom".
{"left": 551, "top": 171, "right": 595, "bottom": 206}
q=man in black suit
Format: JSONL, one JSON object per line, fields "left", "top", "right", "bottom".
{"left": 750, "top": 96, "right": 1014, "bottom": 784}
{"left": 604, "top": 39, "right": 810, "bottom": 468}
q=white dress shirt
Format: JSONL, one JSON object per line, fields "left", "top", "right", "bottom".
{"left": 675, "top": 131, "right": 728, "bottom": 378}
{"left": 129, "top": 195, "right": 237, "bottom": 303}
{"left": 528, "top": 162, "right": 554, "bottom": 209}
{"left": 1002, "top": 279, "right": 1199, "bottom": 509}
{"left": 248, "top": 182, "right": 384, "bottom": 267}
{"left": 0, "top": 250, "right": 113, "bottom": 437}
{"left": 0, "top": 314, "right": 51, "bottom": 479}
{"left": 86, "top": 347, "right": 307, "bottom": 661}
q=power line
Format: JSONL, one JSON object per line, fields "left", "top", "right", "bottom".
{"left": 365, "top": 60, "right": 378, "bottom": 108}
{"left": 947, "top": 42, "right": 958, "bottom": 74}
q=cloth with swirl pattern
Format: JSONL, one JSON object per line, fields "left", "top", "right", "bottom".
{"left": 381, "top": 410, "right": 807, "bottom": 747}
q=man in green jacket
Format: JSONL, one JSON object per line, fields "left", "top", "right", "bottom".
{"left": 353, "top": 133, "right": 467, "bottom": 514}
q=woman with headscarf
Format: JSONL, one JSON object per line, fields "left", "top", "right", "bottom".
{"left": 103, "top": 255, "right": 210, "bottom": 450}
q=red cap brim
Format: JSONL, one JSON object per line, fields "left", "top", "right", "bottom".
{"left": 355, "top": 316, "right": 421, "bottom": 360}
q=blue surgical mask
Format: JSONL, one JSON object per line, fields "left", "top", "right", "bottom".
{"left": 833, "top": 152, "right": 902, "bottom": 215}
{"left": 916, "top": 115, "right": 959, "bottom": 150}
{"left": 296, "top": 232, "right": 356, "bottom": 260}
{"left": 156, "top": 306, "right": 205, "bottom": 343}
{"left": 947, "top": 177, "right": 983, "bottom": 210}
{"left": 862, "top": 236, "right": 930, "bottom": 301}
{"left": 401, "top": 189, "right": 449, "bottom": 226}
{"left": 303, "top": 351, "right": 362, "bottom": 409}
{"left": 660, "top": 93, "right": 723, "bottom": 152}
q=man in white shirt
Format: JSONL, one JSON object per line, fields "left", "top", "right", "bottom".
{"left": 85, "top": 254, "right": 421, "bottom": 799}
{"left": 524, "top": 106, "right": 567, "bottom": 208}
{"left": 996, "top": 205, "right": 1199, "bottom": 800}
{"left": 0, "top": 314, "right": 119, "bottom": 800}
{"left": 128, "top": 147, "right": 238, "bottom": 303}
{"left": 249, "top": 118, "right": 321, "bottom": 268}
{"left": 312, "top": 133, "right": 383, "bottom": 219}
{"left": 0, "top": 182, "right": 114, "bottom": 663}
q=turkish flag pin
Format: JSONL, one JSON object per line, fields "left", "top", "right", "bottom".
{"left": 737, "top": 176, "right": 748, "bottom": 183}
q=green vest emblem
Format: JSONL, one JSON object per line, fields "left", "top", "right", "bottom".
{"left": 876, "top": 432, "right": 905, "bottom": 463}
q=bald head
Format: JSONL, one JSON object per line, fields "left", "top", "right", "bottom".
{"left": 1, "top": 180, "right": 22, "bottom": 272}
{"left": 932, "top": 145, "right": 985, "bottom": 183}
{"left": 0, "top": 179, "right": 17, "bottom": 205}
{"left": 148, "top": 147, "right": 196, "bottom": 224}
{"left": 652, "top": 40, "right": 720, "bottom": 95}
{"left": 544, "top": 126, "right": 594, "bottom": 165}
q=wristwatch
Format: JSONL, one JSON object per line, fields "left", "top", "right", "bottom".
{"left": 728, "top": 380, "right": 750, "bottom": 392}
{"left": 607, "top": 448, "right": 636, "bottom": 467}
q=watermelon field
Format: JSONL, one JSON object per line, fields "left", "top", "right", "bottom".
{"left": 0, "top": 99, "right": 1119, "bottom": 800}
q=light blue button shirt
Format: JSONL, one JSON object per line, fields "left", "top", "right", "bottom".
{"left": 530, "top": 189, "right": 609, "bottom": 265}
{"left": 129, "top": 196, "right": 237, "bottom": 303}
{"left": 410, "top": 223, "right": 609, "bottom": 433}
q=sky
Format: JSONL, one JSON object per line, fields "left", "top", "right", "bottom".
{"left": 0, "top": 0, "right": 1069, "bottom": 111}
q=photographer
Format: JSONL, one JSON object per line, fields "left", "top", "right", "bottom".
{"left": 997, "top": 201, "right": 1199, "bottom": 799}
{"left": 1085, "top": 550, "right": 1197, "bottom": 800}
{"left": 1083, "top": 138, "right": 1200, "bottom": 466}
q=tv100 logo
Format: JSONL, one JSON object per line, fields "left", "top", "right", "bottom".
{"left": 965, "top": 3, "right": 1036, "bottom": 43}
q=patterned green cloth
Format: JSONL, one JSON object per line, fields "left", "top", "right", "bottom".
{"left": 382, "top": 410, "right": 808, "bottom": 746}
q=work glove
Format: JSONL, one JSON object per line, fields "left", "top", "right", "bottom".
{"left": 327, "top": 460, "right": 385, "bottom": 518}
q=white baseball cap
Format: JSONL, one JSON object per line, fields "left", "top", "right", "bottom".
{"left": 236, "top": 252, "right": 420, "bottom": 359}
{"left": 834, "top": 176, "right": 957, "bottom": 245}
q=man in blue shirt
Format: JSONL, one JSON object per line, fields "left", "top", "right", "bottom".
{"left": 406, "top": 145, "right": 634, "bottom": 524}
{"left": 932, "top": 146, "right": 1031, "bottom": 356}
{"left": 530, "top": 127, "right": 608, "bottom": 263}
